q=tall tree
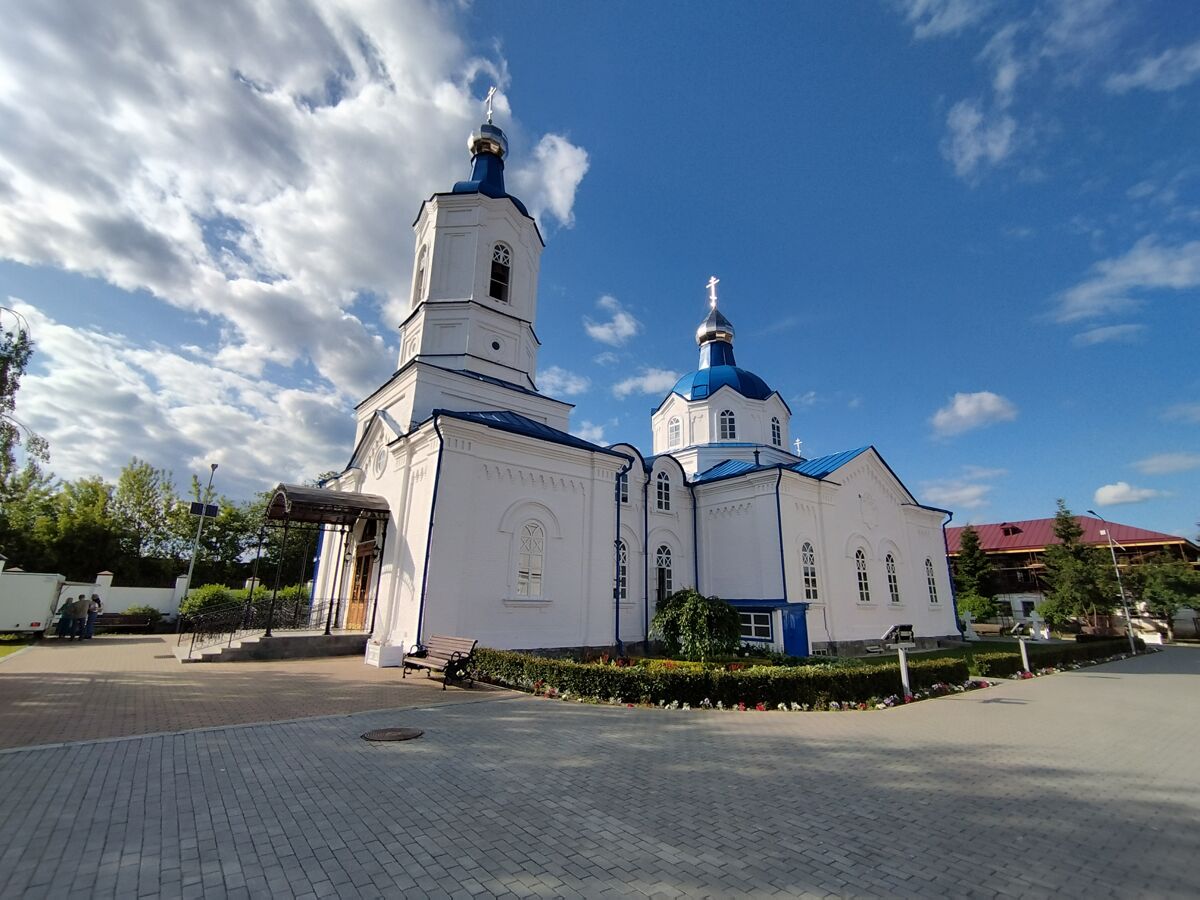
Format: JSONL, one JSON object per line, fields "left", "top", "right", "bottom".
{"left": 1040, "top": 499, "right": 1117, "bottom": 627}
{"left": 1124, "top": 553, "right": 1200, "bottom": 640}
{"left": 0, "top": 306, "right": 48, "bottom": 489}
{"left": 954, "top": 524, "right": 997, "bottom": 598}
{"left": 112, "top": 458, "right": 179, "bottom": 559}
{"left": 37, "top": 476, "right": 127, "bottom": 581}
{"left": 0, "top": 458, "right": 59, "bottom": 570}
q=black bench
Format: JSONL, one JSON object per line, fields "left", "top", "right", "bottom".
{"left": 95, "top": 613, "right": 157, "bottom": 633}
{"left": 402, "top": 635, "right": 478, "bottom": 689}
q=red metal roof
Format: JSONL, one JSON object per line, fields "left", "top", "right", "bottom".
{"left": 946, "top": 516, "right": 1194, "bottom": 554}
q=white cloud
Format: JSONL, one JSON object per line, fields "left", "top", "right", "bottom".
{"left": 897, "top": 0, "right": 994, "bottom": 39}
{"left": 11, "top": 301, "right": 348, "bottom": 496}
{"left": 1093, "top": 481, "right": 1167, "bottom": 506}
{"left": 537, "top": 365, "right": 590, "bottom": 397}
{"left": 571, "top": 421, "right": 606, "bottom": 444}
{"left": 1165, "top": 403, "right": 1200, "bottom": 424}
{"left": 793, "top": 390, "right": 819, "bottom": 407}
{"left": 921, "top": 465, "right": 1006, "bottom": 510}
{"left": 613, "top": 368, "right": 680, "bottom": 400}
{"left": 930, "top": 391, "right": 1018, "bottom": 437}
{"left": 593, "top": 351, "right": 619, "bottom": 366}
{"left": 1055, "top": 237, "right": 1200, "bottom": 322}
{"left": 0, "top": 1, "right": 589, "bottom": 491}
{"left": 584, "top": 295, "right": 641, "bottom": 346}
{"left": 941, "top": 99, "right": 1017, "bottom": 180}
{"left": 1072, "top": 323, "right": 1146, "bottom": 346}
{"left": 1132, "top": 452, "right": 1200, "bottom": 475}
{"left": 511, "top": 134, "right": 589, "bottom": 229}
{"left": 1107, "top": 39, "right": 1200, "bottom": 93}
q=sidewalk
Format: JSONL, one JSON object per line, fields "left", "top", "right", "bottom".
{"left": 0, "top": 634, "right": 503, "bottom": 749}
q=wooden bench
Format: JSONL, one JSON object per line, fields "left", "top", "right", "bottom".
{"left": 95, "top": 613, "right": 157, "bottom": 633}
{"left": 971, "top": 623, "right": 1004, "bottom": 636}
{"left": 402, "top": 635, "right": 478, "bottom": 689}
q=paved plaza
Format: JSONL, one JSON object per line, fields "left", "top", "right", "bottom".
{"left": 1, "top": 643, "right": 1199, "bottom": 898}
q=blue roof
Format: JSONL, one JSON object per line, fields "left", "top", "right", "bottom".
{"left": 434, "top": 410, "right": 630, "bottom": 458}
{"left": 693, "top": 459, "right": 762, "bottom": 483}
{"left": 790, "top": 447, "right": 870, "bottom": 479}
{"left": 671, "top": 365, "right": 775, "bottom": 402}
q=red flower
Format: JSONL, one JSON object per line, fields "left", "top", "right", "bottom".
{"left": 737, "top": 701, "right": 747, "bottom": 711}
{"left": 754, "top": 702, "right": 766, "bottom": 712}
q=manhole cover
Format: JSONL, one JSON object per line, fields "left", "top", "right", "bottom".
{"left": 362, "top": 727, "right": 424, "bottom": 742}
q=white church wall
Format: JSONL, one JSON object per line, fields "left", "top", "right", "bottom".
{"left": 695, "top": 474, "right": 785, "bottom": 602}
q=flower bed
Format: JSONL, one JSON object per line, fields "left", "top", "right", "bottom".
{"left": 471, "top": 648, "right": 969, "bottom": 708}
{"left": 967, "top": 638, "right": 1140, "bottom": 678}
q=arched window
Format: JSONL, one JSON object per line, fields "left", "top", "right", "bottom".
{"left": 926, "top": 558, "right": 939, "bottom": 604}
{"left": 886, "top": 554, "right": 900, "bottom": 604}
{"left": 489, "top": 243, "right": 512, "bottom": 302}
{"left": 412, "top": 245, "right": 427, "bottom": 307}
{"left": 617, "top": 540, "right": 628, "bottom": 602}
{"left": 656, "top": 471, "right": 671, "bottom": 512}
{"left": 615, "top": 471, "right": 629, "bottom": 504}
{"left": 855, "top": 548, "right": 871, "bottom": 603}
{"left": 655, "top": 544, "right": 673, "bottom": 600}
{"left": 668, "top": 417, "right": 681, "bottom": 448}
{"left": 719, "top": 409, "right": 736, "bottom": 440}
{"left": 516, "top": 522, "right": 544, "bottom": 597}
{"left": 801, "top": 542, "right": 819, "bottom": 601}
{"left": 771, "top": 417, "right": 781, "bottom": 447}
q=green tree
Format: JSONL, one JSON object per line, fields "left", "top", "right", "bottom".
{"left": 1041, "top": 499, "right": 1117, "bottom": 628}
{"left": 1124, "top": 553, "right": 1200, "bottom": 640}
{"left": 652, "top": 588, "right": 742, "bottom": 662}
{"left": 953, "top": 525, "right": 996, "bottom": 600}
{"left": 38, "top": 476, "right": 127, "bottom": 580}
{"left": 112, "top": 458, "right": 180, "bottom": 559}
{"left": 0, "top": 458, "right": 59, "bottom": 570}
{"left": 0, "top": 306, "right": 48, "bottom": 490}
{"left": 956, "top": 591, "right": 998, "bottom": 622}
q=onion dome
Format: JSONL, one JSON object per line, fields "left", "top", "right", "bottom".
{"left": 452, "top": 121, "right": 530, "bottom": 217}
{"left": 669, "top": 290, "right": 774, "bottom": 401}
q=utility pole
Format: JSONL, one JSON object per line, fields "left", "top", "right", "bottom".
{"left": 1087, "top": 509, "right": 1139, "bottom": 655}
{"left": 182, "top": 463, "right": 219, "bottom": 607}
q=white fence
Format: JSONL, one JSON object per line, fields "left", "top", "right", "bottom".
{"left": 60, "top": 572, "right": 189, "bottom": 620}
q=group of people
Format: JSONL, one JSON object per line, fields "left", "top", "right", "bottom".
{"left": 55, "top": 592, "right": 102, "bottom": 640}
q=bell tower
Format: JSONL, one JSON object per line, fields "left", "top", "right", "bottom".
{"left": 396, "top": 108, "right": 544, "bottom": 392}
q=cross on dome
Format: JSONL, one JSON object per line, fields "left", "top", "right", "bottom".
{"left": 706, "top": 275, "right": 720, "bottom": 309}
{"left": 484, "top": 86, "right": 497, "bottom": 124}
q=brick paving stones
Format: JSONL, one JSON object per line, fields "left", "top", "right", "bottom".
{"left": 2, "top": 644, "right": 1199, "bottom": 897}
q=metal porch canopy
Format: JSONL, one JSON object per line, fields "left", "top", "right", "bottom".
{"left": 266, "top": 483, "right": 389, "bottom": 525}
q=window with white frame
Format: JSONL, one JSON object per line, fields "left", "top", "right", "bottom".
{"left": 719, "top": 409, "right": 736, "bottom": 440}
{"left": 617, "top": 539, "right": 628, "bottom": 602}
{"left": 771, "top": 416, "right": 781, "bottom": 447}
{"left": 615, "top": 471, "right": 629, "bottom": 504}
{"left": 802, "top": 542, "right": 819, "bottom": 601}
{"left": 667, "top": 416, "right": 681, "bottom": 448}
{"left": 655, "top": 544, "right": 673, "bottom": 596}
{"left": 925, "top": 558, "right": 939, "bottom": 604}
{"left": 886, "top": 553, "right": 901, "bottom": 604}
{"left": 489, "top": 243, "right": 512, "bottom": 302}
{"left": 516, "top": 522, "right": 544, "bottom": 597}
{"left": 855, "top": 548, "right": 871, "bottom": 603}
{"left": 656, "top": 471, "right": 671, "bottom": 511}
{"left": 413, "top": 245, "right": 427, "bottom": 307}
{"left": 740, "top": 611, "right": 772, "bottom": 640}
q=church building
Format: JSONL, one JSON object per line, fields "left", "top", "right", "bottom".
{"left": 304, "top": 109, "right": 960, "bottom": 664}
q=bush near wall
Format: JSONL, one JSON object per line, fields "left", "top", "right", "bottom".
{"left": 967, "top": 639, "right": 1139, "bottom": 678}
{"left": 472, "top": 649, "right": 969, "bottom": 707}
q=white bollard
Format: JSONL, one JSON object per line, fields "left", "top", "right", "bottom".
{"left": 1019, "top": 637, "right": 1031, "bottom": 674}
{"left": 898, "top": 647, "right": 912, "bottom": 697}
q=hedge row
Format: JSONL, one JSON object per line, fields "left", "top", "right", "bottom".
{"left": 471, "top": 649, "right": 970, "bottom": 707}
{"left": 968, "top": 639, "right": 1138, "bottom": 678}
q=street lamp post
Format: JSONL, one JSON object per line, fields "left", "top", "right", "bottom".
{"left": 1087, "top": 509, "right": 1139, "bottom": 655}
{"left": 182, "top": 463, "right": 219, "bottom": 608}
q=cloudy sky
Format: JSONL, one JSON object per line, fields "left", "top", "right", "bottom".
{"left": 2, "top": 0, "right": 1197, "bottom": 538}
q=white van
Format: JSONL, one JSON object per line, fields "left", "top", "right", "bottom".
{"left": 0, "top": 570, "right": 68, "bottom": 633}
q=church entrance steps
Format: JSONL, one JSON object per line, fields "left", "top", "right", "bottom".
{"left": 174, "top": 630, "right": 368, "bottom": 663}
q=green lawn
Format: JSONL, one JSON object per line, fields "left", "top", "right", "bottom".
{"left": 0, "top": 635, "right": 35, "bottom": 658}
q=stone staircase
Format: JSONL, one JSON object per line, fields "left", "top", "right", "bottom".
{"left": 174, "top": 629, "right": 368, "bottom": 663}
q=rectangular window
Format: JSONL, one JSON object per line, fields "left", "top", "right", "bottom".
{"left": 616, "top": 472, "right": 629, "bottom": 504}
{"left": 739, "top": 611, "right": 772, "bottom": 641}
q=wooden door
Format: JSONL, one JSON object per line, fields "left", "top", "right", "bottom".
{"left": 345, "top": 544, "right": 373, "bottom": 630}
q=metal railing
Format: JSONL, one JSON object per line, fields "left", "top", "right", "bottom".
{"left": 176, "top": 594, "right": 343, "bottom": 657}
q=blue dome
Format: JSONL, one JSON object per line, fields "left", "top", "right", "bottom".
{"left": 451, "top": 122, "right": 530, "bottom": 217}
{"left": 671, "top": 365, "right": 774, "bottom": 401}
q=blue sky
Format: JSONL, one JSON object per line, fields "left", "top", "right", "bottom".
{"left": 1, "top": 0, "right": 1197, "bottom": 539}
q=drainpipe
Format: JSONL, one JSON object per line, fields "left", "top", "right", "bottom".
{"left": 775, "top": 467, "right": 788, "bottom": 603}
{"left": 415, "top": 414, "right": 447, "bottom": 646}
{"left": 686, "top": 478, "right": 699, "bottom": 591}
{"left": 943, "top": 511, "right": 961, "bottom": 635}
{"left": 309, "top": 525, "right": 325, "bottom": 621}
{"left": 643, "top": 467, "right": 650, "bottom": 644}
{"left": 368, "top": 519, "right": 388, "bottom": 635}
{"left": 615, "top": 460, "right": 632, "bottom": 655}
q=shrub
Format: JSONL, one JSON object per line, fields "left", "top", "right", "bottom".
{"left": 957, "top": 591, "right": 998, "bottom": 621}
{"left": 966, "top": 639, "right": 1135, "bottom": 677}
{"left": 123, "top": 604, "right": 162, "bottom": 622}
{"left": 178, "top": 584, "right": 239, "bottom": 617}
{"left": 652, "top": 589, "right": 741, "bottom": 662}
{"left": 471, "top": 648, "right": 969, "bottom": 707}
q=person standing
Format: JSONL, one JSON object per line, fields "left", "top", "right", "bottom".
{"left": 55, "top": 591, "right": 74, "bottom": 639}
{"left": 85, "top": 594, "right": 102, "bottom": 639}
{"left": 69, "top": 593, "right": 89, "bottom": 640}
